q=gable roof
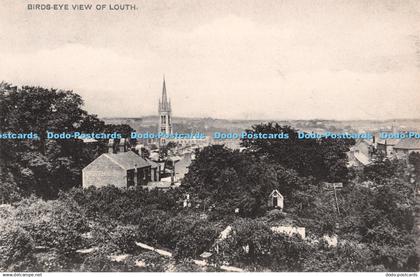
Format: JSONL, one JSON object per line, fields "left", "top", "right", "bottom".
{"left": 354, "top": 152, "right": 371, "bottom": 165}
{"left": 84, "top": 151, "right": 150, "bottom": 171}
{"left": 269, "top": 189, "right": 283, "bottom": 198}
{"left": 393, "top": 138, "right": 420, "bottom": 150}
{"left": 145, "top": 158, "right": 160, "bottom": 169}
{"left": 105, "top": 151, "right": 150, "bottom": 170}
{"left": 355, "top": 139, "right": 373, "bottom": 146}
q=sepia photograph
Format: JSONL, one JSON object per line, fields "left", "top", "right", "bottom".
{"left": 0, "top": 0, "right": 419, "bottom": 275}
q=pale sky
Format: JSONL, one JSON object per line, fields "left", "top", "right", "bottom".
{"left": 0, "top": 0, "right": 419, "bottom": 120}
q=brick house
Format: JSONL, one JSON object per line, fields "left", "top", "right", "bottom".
{"left": 82, "top": 151, "right": 154, "bottom": 188}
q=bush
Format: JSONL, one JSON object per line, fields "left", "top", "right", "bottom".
{"left": 15, "top": 197, "right": 89, "bottom": 255}
{"left": 175, "top": 223, "right": 219, "bottom": 259}
{"left": 0, "top": 180, "right": 22, "bottom": 204}
{"left": 0, "top": 224, "right": 37, "bottom": 271}
{"left": 111, "top": 225, "right": 139, "bottom": 254}
{"left": 80, "top": 245, "right": 120, "bottom": 272}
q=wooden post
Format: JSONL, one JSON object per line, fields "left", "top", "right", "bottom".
{"left": 171, "top": 161, "right": 176, "bottom": 185}
{"left": 333, "top": 184, "right": 340, "bottom": 215}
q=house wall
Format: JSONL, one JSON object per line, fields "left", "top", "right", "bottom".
{"left": 376, "top": 143, "right": 385, "bottom": 155}
{"left": 136, "top": 166, "right": 151, "bottom": 186}
{"left": 377, "top": 144, "right": 395, "bottom": 158}
{"left": 82, "top": 154, "right": 157, "bottom": 188}
{"left": 386, "top": 145, "right": 395, "bottom": 157}
{"left": 156, "top": 167, "right": 160, "bottom": 181}
{"left": 268, "top": 196, "right": 284, "bottom": 209}
{"left": 151, "top": 167, "right": 160, "bottom": 181}
{"left": 83, "top": 168, "right": 127, "bottom": 188}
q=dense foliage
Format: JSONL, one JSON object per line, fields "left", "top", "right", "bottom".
{"left": 183, "top": 144, "right": 316, "bottom": 218}
{"left": 0, "top": 82, "right": 133, "bottom": 199}
{"left": 241, "top": 123, "right": 354, "bottom": 181}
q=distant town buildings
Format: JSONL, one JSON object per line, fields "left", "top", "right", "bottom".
{"left": 82, "top": 77, "right": 194, "bottom": 189}
{"left": 347, "top": 133, "right": 420, "bottom": 168}
{"left": 393, "top": 138, "right": 420, "bottom": 159}
{"left": 348, "top": 139, "right": 374, "bottom": 167}
{"left": 376, "top": 138, "right": 400, "bottom": 158}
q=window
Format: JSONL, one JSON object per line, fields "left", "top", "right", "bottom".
{"left": 137, "top": 169, "right": 143, "bottom": 185}
{"left": 127, "top": 170, "right": 135, "bottom": 187}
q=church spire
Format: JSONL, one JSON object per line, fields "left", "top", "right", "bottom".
{"left": 162, "top": 76, "right": 168, "bottom": 104}
{"left": 160, "top": 75, "right": 170, "bottom": 112}
{"left": 158, "top": 75, "right": 172, "bottom": 136}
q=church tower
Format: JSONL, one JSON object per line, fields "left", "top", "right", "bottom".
{"left": 158, "top": 77, "right": 172, "bottom": 135}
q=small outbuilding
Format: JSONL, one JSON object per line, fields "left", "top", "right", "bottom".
{"left": 268, "top": 189, "right": 284, "bottom": 210}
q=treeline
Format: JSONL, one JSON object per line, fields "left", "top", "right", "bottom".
{"left": 1, "top": 153, "right": 417, "bottom": 271}
{"left": 182, "top": 122, "right": 354, "bottom": 218}
{"left": 0, "top": 82, "right": 418, "bottom": 272}
{"left": 0, "top": 145, "right": 418, "bottom": 271}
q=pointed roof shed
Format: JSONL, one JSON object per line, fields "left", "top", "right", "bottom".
{"left": 269, "top": 189, "right": 283, "bottom": 198}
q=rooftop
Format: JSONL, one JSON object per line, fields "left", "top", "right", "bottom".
{"left": 393, "top": 138, "right": 420, "bottom": 150}
{"left": 105, "top": 151, "right": 150, "bottom": 169}
{"left": 376, "top": 139, "right": 400, "bottom": 145}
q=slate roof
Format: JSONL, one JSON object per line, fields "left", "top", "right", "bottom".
{"left": 84, "top": 151, "right": 150, "bottom": 171}
{"left": 376, "top": 139, "right": 400, "bottom": 145}
{"left": 354, "top": 152, "right": 371, "bottom": 165}
{"left": 105, "top": 151, "right": 150, "bottom": 169}
{"left": 354, "top": 139, "right": 373, "bottom": 146}
{"left": 393, "top": 139, "right": 420, "bottom": 150}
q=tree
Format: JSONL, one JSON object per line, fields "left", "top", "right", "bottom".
{"left": 337, "top": 160, "right": 418, "bottom": 271}
{"left": 241, "top": 123, "right": 354, "bottom": 181}
{"left": 408, "top": 152, "right": 420, "bottom": 177}
{"left": 0, "top": 175, "right": 22, "bottom": 203}
{"left": 183, "top": 144, "right": 312, "bottom": 217}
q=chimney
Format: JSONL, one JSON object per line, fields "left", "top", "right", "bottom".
{"left": 108, "top": 139, "right": 116, "bottom": 153}
{"left": 111, "top": 139, "right": 119, "bottom": 153}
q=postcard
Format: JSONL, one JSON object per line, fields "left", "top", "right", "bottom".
{"left": 0, "top": 0, "right": 419, "bottom": 275}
